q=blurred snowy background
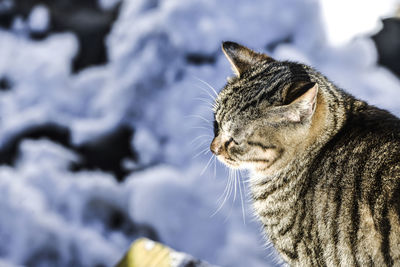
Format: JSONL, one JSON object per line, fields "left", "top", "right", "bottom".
{"left": 0, "top": 0, "right": 400, "bottom": 266}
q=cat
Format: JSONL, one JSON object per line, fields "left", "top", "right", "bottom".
{"left": 210, "top": 41, "right": 400, "bottom": 266}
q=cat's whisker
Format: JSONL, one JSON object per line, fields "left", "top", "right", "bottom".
{"left": 216, "top": 172, "right": 230, "bottom": 203}
{"left": 190, "top": 126, "right": 212, "bottom": 131}
{"left": 193, "top": 76, "right": 219, "bottom": 98}
{"left": 225, "top": 169, "right": 232, "bottom": 201}
{"left": 192, "top": 147, "right": 210, "bottom": 159}
{"left": 193, "top": 101, "right": 215, "bottom": 113}
{"left": 239, "top": 170, "right": 252, "bottom": 200}
{"left": 193, "top": 140, "right": 210, "bottom": 151}
{"left": 242, "top": 172, "right": 253, "bottom": 185}
{"left": 212, "top": 102, "right": 220, "bottom": 113}
{"left": 192, "top": 139, "right": 211, "bottom": 149}
{"left": 213, "top": 156, "right": 217, "bottom": 179}
{"left": 191, "top": 137, "right": 211, "bottom": 148}
{"left": 224, "top": 200, "right": 235, "bottom": 223}
{"left": 224, "top": 169, "right": 234, "bottom": 203}
{"left": 185, "top": 114, "right": 211, "bottom": 124}
{"left": 221, "top": 169, "right": 236, "bottom": 221}
{"left": 227, "top": 169, "right": 235, "bottom": 204}
{"left": 233, "top": 169, "right": 238, "bottom": 203}
{"left": 211, "top": 171, "right": 233, "bottom": 217}
{"left": 193, "top": 83, "right": 216, "bottom": 101}
{"left": 189, "top": 119, "right": 212, "bottom": 129}
{"left": 192, "top": 144, "right": 210, "bottom": 155}
{"left": 193, "top": 145, "right": 208, "bottom": 156}
{"left": 200, "top": 155, "right": 214, "bottom": 176}
{"left": 190, "top": 134, "right": 213, "bottom": 145}
{"left": 193, "top": 97, "right": 215, "bottom": 108}
{"left": 238, "top": 171, "right": 246, "bottom": 224}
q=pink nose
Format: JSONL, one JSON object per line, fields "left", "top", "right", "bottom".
{"left": 210, "top": 138, "right": 221, "bottom": 155}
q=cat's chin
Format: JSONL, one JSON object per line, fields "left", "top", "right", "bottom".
{"left": 218, "top": 156, "right": 275, "bottom": 172}
{"left": 249, "top": 161, "right": 291, "bottom": 178}
{"left": 217, "top": 156, "right": 242, "bottom": 169}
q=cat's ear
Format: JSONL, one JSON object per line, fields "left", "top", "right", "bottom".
{"left": 222, "top": 41, "right": 271, "bottom": 77}
{"left": 284, "top": 83, "right": 318, "bottom": 122}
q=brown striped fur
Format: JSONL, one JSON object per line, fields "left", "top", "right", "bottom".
{"left": 210, "top": 42, "right": 400, "bottom": 266}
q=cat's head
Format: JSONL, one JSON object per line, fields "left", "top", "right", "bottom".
{"left": 210, "top": 42, "right": 319, "bottom": 173}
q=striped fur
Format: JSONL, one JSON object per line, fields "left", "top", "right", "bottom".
{"left": 211, "top": 42, "right": 400, "bottom": 266}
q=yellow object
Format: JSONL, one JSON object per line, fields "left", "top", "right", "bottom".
{"left": 116, "top": 238, "right": 173, "bottom": 267}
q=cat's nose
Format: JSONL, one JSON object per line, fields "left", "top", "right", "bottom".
{"left": 210, "top": 138, "right": 221, "bottom": 155}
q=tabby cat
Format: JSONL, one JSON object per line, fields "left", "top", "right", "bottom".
{"left": 210, "top": 41, "right": 400, "bottom": 266}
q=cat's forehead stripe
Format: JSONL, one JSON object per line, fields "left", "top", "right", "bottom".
{"left": 216, "top": 62, "right": 311, "bottom": 111}
{"left": 216, "top": 62, "right": 298, "bottom": 123}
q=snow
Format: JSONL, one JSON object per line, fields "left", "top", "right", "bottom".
{"left": 98, "top": 0, "right": 121, "bottom": 11}
{"left": 0, "top": 0, "right": 399, "bottom": 266}
{"left": 27, "top": 5, "right": 50, "bottom": 33}
{"left": 320, "top": 0, "right": 399, "bottom": 45}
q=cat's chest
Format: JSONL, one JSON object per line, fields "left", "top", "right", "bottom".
{"left": 250, "top": 172, "right": 321, "bottom": 264}
{"left": 251, "top": 173, "right": 304, "bottom": 231}
{"left": 251, "top": 171, "right": 344, "bottom": 266}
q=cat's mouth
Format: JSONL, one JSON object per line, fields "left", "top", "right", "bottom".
{"left": 217, "top": 155, "right": 241, "bottom": 168}
{"left": 210, "top": 137, "right": 241, "bottom": 168}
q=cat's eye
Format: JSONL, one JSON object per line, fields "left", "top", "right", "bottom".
{"left": 224, "top": 137, "right": 239, "bottom": 149}
{"left": 224, "top": 138, "right": 233, "bottom": 149}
